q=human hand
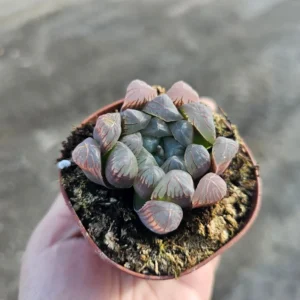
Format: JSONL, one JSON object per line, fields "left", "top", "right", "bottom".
{"left": 19, "top": 99, "right": 219, "bottom": 300}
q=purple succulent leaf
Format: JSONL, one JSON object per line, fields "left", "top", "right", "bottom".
{"left": 136, "top": 200, "right": 183, "bottom": 234}
{"left": 166, "top": 81, "right": 200, "bottom": 107}
{"left": 120, "top": 132, "right": 143, "bottom": 156}
{"left": 212, "top": 137, "right": 239, "bottom": 175}
{"left": 192, "top": 173, "right": 227, "bottom": 208}
{"left": 180, "top": 102, "right": 216, "bottom": 145}
{"left": 184, "top": 144, "right": 211, "bottom": 179}
{"left": 72, "top": 137, "right": 109, "bottom": 187}
{"left": 121, "top": 79, "right": 157, "bottom": 111}
{"left": 142, "top": 94, "right": 183, "bottom": 122}
{"left": 134, "top": 166, "right": 165, "bottom": 200}
{"left": 151, "top": 170, "right": 194, "bottom": 208}
{"left": 199, "top": 97, "right": 216, "bottom": 112}
{"left": 142, "top": 136, "right": 160, "bottom": 153}
{"left": 140, "top": 117, "right": 172, "bottom": 137}
{"left": 169, "top": 120, "right": 194, "bottom": 147}
{"left": 161, "top": 156, "right": 186, "bottom": 173}
{"left": 121, "top": 109, "right": 151, "bottom": 135}
{"left": 93, "top": 113, "right": 121, "bottom": 154}
{"left": 105, "top": 142, "right": 138, "bottom": 188}
{"left": 163, "top": 137, "right": 185, "bottom": 159}
{"left": 136, "top": 147, "right": 158, "bottom": 170}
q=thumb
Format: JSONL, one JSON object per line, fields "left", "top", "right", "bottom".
{"left": 22, "top": 194, "right": 82, "bottom": 257}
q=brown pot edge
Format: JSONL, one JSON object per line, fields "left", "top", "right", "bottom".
{"left": 59, "top": 99, "right": 262, "bottom": 280}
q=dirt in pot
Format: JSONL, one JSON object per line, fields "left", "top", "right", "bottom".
{"left": 59, "top": 113, "right": 257, "bottom": 277}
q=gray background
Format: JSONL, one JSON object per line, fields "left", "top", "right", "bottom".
{"left": 1, "top": 0, "right": 300, "bottom": 299}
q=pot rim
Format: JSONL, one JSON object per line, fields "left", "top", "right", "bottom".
{"left": 59, "top": 99, "right": 262, "bottom": 280}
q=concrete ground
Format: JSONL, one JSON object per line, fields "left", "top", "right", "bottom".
{"left": 1, "top": 0, "right": 300, "bottom": 299}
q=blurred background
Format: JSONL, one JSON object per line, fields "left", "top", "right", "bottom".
{"left": 1, "top": 0, "right": 300, "bottom": 299}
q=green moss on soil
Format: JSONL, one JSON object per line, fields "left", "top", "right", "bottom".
{"left": 59, "top": 112, "right": 257, "bottom": 277}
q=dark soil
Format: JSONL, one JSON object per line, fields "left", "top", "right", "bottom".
{"left": 59, "top": 112, "right": 257, "bottom": 277}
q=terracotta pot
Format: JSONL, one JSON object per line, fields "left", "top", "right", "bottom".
{"left": 60, "top": 99, "right": 262, "bottom": 280}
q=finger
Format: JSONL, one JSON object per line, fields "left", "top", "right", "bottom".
{"left": 25, "top": 194, "right": 82, "bottom": 255}
{"left": 131, "top": 257, "right": 221, "bottom": 300}
{"left": 178, "top": 256, "right": 221, "bottom": 300}
{"left": 20, "top": 236, "right": 110, "bottom": 300}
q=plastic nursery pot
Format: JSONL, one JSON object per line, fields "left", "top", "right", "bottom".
{"left": 59, "top": 99, "right": 262, "bottom": 280}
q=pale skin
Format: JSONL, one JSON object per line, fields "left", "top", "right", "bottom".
{"left": 19, "top": 99, "right": 219, "bottom": 300}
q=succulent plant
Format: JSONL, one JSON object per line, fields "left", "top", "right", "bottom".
{"left": 69, "top": 80, "right": 239, "bottom": 235}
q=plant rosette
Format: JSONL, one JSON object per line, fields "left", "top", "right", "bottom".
{"left": 58, "top": 80, "right": 261, "bottom": 279}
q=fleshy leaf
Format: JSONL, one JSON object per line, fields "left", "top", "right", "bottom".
{"left": 180, "top": 102, "right": 216, "bottom": 145}
{"left": 212, "top": 137, "right": 239, "bottom": 175}
{"left": 142, "top": 94, "right": 183, "bottom": 122}
{"left": 161, "top": 156, "right": 186, "bottom": 173}
{"left": 151, "top": 170, "right": 194, "bottom": 208}
{"left": 136, "top": 200, "right": 183, "bottom": 234}
{"left": 134, "top": 166, "right": 165, "bottom": 200}
{"left": 140, "top": 117, "right": 172, "bottom": 137}
{"left": 72, "top": 138, "right": 108, "bottom": 187}
{"left": 155, "top": 145, "right": 165, "bottom": 158}
{"left": 163, "top": 137, "right": 185, "bottom": 159}
{"left": 105, "top": 142, "right": 138, "bottom": 188}
{"left": 193, "top": 131, "right": 212, "bottom": 149}
{"left": 154, "top": 155, "right": 165, "bottom": 166}
{"left": 199, "top": 97, "right": 217, "bottom": 112}
{"left": 166, "top": 81, "right": 200, "bottom": 107}
{"left": 184, "top": 144, "right": 211, "bottom": 179}
{"left": 93, "top": 113, "right": 121, "bottom": 154}
{"left": 142, "top": 136, "right": 160, "bottom": 153}
{"left": 121, "top": 109, "right": 151, "bottom": 135}
{"left": 169, "top": 120, "right": 194, "bottom": 147}
{"left": 192, "top": 173, "right": 227, "bottom": 208}
{"left": 136, "top": 147, "right": 158, "bottom": 170}
{"left": 122, "top": 79, "right": 157, "bottom": 110}
{"left": 120, "top": 132, "right": 143, "bottom": 156}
